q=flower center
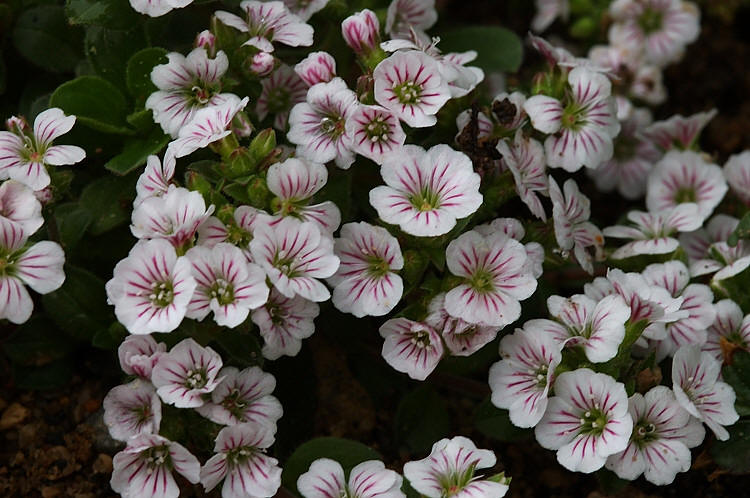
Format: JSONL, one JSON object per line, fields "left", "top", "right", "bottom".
{"left": 634, "top": 420, "right": 658, "bottom": 446}
{"left": 149, "top": 281, "right": 174, "bottom": 307}
{"left": 227, "top": 224, "right": 253, "bottom": 246}
{"left": 190, "top": 85, "right": 213, "bottom": 105}
{"left": 274, "top": 255, "right": 297, "bottom": 276}
{"left": 209, "top": 277, "right": 235, "bottom": 305}
{"left": 673, "top": 187, "right": 697, "bottom": 203}
{"left": 365, "top": 117, "right": 390, "bottom": 142}
{"left": 638, "top": 7, "right": 663, "bottom": 34}
{"left": 534, "top": 364, "right": 549, "bottom": 388}
{"left": 184, "top": 368, "right": 208, "bottom": 389}
{"left": 561, "top": 103, "right": 585, "bottom": 130}
{"left": 267, "top": 88, "right": 291, "bottom": 113}
{"left": 438, "top": 462, "right": 477, "bottom": 497}
{"left": 579, "top": 406, "right": 608, "bottom": 435}
{"left": 409, "top": 188, "right": 441, "bottom": 212}
{"left": 393, "top": 81, "right": 422, "bottom": 105}
{"left": 221, "top": 387, "right": 249, "bottom": 420}
{"left": 142, "top": 446, "right": 171, "bottom": 471}
{"left": 469, "top": 269, "right": 495, "bottom": 293}
{"left": 319, "top": 115, "right": 345, "bottom": 138}
{"left": 410, "top": 330, "right": 431, "bottom": 348}
{"left": 226, "top": 445, "right": 257, "bottom": 466}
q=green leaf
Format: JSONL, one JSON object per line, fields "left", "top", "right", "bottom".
{"left": 281, "top": 438, "right": 381, "bottom": 495}
{"left": 42, "top": 265, "right": 111, "bottom": 342}
{"left": 66, "top": 0, "right": 141, "bottom": 30}
{"left": 3, "top": 316, "right": 75, "bottom": 365}
{"left": 728, "top": 211, "right": 750, "bottom": 247}
{"left": 92, "top": 322, "right": 128, "bottom": 350}
{"left": 12, "top": 358, "right": 74, "bottom": 390}
{"left": 439, "top": 26, "right": 523, "bottom": 73}
{"left": 12, "top": 5, "right": 83, "bottom": 73}
{"left": 85, "top": 25, "right": 148, "bottom": 91}
{"left": 79, "top": 172, "right": 137, "bottom": 234}
{"left": 722, "top": 351, "right": 750, "bottom": 416}
{"left": 711, "top": 420, "right": 750, "bottom": 473}
{"left": 474, "top": 397, "right": 531, "bottom": 442}
{"left": 126, "top": 47, "right": 168, "bottom": 103}
{"left": 127, "top": 108, "right": 156, "bottom": 132}
{"left": 105, "top": 128, "right": 170, "bottom": 175}
{"left": 395, "top": 385, "right": 450, "bottom": 453}
{"left": 54, "top": 203, "right": 93, "bottom": 250}
{"left": 49, "top": 76, "right": 133, "bottom": 134}
{"left": 213, "top": 331, "right": 264, "bottom": 368}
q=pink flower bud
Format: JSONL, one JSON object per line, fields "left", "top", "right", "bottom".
{"left": 249, "top": 51, "right": 276, "bottom": 77}
{"left": 194, "top": 30, "right": 217, "bottom": 57}
{"left": 294, "top": 51, "right": 336, "bottom": 87}
{"left": 341, "top": 9, "right": 380, "bottom": 57}
{"left": 5, "top": 115, "right": 28, "bottom": 135}
{"left": 34, "top": 186, "right": 54, "bottom": 205}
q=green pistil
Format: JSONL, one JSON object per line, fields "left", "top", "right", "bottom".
{"left": 409, "top": 188, "right": 441, "bottom": 212}
{"left": 221, "top": 387, "right": 248, "bottom": 421}
{"left": 534, "top": 364, "right": 549, "bottom": 388}
{"left": 638, "top": 8, "right": 663, "bottom": 34}
{"left": 393, "top": 81, "right": 422, "bottom": 105}
{"left": 579, "top": 407, "right": 608, "bottom": 435}
{"left": 633, "top": 420, "right": 658, "bottom": 447}
{"left": 410, "top": 330, "right": 431, "bottom": 348}
{"left": 189, "top": 84, "right": 214, "bottom": 105}
{"left": 142, "top": 445, "right": 171, "bottom": 471}
{"left": 439, "top": 463, "right": 477, "bottom": 497}
{"left": 365, "top": 118, "right": 390, "bottom": 142}
{"left": 319, "top": 115, "right": 345, "bottom": 138}
{"left": 226, "top": 446, "right": 257, "bottom": 466}
{"left": 149, "top": 281, "right": 175, "bottom": 307}
{"left": 227, "top": 225, "right": 252, "bottom": 246}
{"left": 674, "top": 187, "right": 697, "bottom": 203}
{"left": 274, "top": 255, "right": 297, "bottom": 276}
{"left": 366, "top": 256, "right": 390, "bottom": 278}
{"left": 469, "top": 269, "right": 495, "bottom": 293}
{"left": 209, "top": 278, "right": 235, "bottom": 306}
{"left": 561, "top": 103, "right": 585, "bottom": 131}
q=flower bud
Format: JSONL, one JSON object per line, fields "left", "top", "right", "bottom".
{"left": 195, "top": 30, "right": 217, "bottom": 57}
{"left": 294, "top": 51, "right": 337, "bottom": 86}
{"left": 247, "top": 128, "right": 276, "bottom": 167}
{"left": 248, "top": 51, "right": 276, "bottom": 77}
{"left": 231, "top": 111, "right": 254, "bottom": 138}
{"left": 185, "top": 170, "right": 213, "bottom": 199}
{"left": 341, "top": 9, "right": 381, "bottom": 59}
{"left": 6, "top": 115, "right": 28, "bottom": 136}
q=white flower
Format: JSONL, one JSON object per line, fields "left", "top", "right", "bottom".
{"left": 679, "top": 214, "right": 750, "bottom": 278}
{"left": 0, "top": 180, "right": 43, "bottom": 235}
{"left": 603, "top": 204, "right": 702, "bottom": 259}
{"left": 524, "top": 66, "right": 620, "bottom": 172}
{"left": 0, "top": 217, "right": 65, "bottom": 324}
{"left": 609, "top": 0, "right": 700, "bottom": 67}
{"left": 256, "top": 64, "right": 308, "bottom": 130}
{"left": 385, "top": 0, "right": 437, "bottom": 40}
{"left": 0, "top": 108, "right": 85, "bottom": 191}
{"left": 168, "top": 96, "right": 249, "bottom": 158}
{"left": 642, "top": 261, "right": 716, "bottom": 356}
{"left": 341, "top": 9, "right": 382, "bottom": 58}
{"left": 250, "top": 217, "right": 339, "bottom": 302}
{"left": 198, "top": 205, "right": 268, "bottom": 260}
{"left": 473, "top": 217, "right": 545, "bottom": 279}
{"left": 703, "top": 299, "right": 750, "bottom": 363}
{"left": 605, "top": 386, "right": 705, "bottom": 485}
{"left": 369, "top": 144, "right": 482, "bottom": 237}
{"left": 444, "top": 229, "right": 537, "bottom": 328}
{"left": 128, "top": 0, "right": 193, "bottom": 17}
{"left": 723, "top": 150, "right": 750, "bottom": 205}
{"left": 117, "top": 335, "right": 166, "bottom": 379}
{"left": 403, "top": 436, "right": 508, "bottom": 498}
{"left": 145, "top": 48, "right": 231, "bottom": 138}
{"left": 298, "top": 458, "right": 404, "bottom": 498}
{"left": 251, "top": 289, "right": 319, "bottom": 360}
{"left": 200, "top": 423, "right": 282, "bottom": 498}
{"left": 379, "top": 318, "right": 443, "bottom": 381}
{"left": 545, "top": 293, "right": 631, "bottom": 363}
{"left": 294, "top": 51, "right": 337, "bottom": 86}
{"left": 588, "top": 107, "right": 660, "bottom": 200}
{"left": 215, "top": 0, "right": 313, "bottom": 49}
{"left": 549, "top": 177, "right": 604, "bottom": 274}
{"left": 346, "top": 105, "right": 406, "bottom": 165}
{"left": 646, "top": 150, "right": 727, "bottom": 223}
{"left": 151, "top": 338, "right": 223, "bottom": 408}
{"left": 196, "top": 366, "right": 282, "bottom": 428}
{"left": 535, "top": 369, "right": 633, "bottom": 473}
{"left": 134, "top": 152, "right": 175, "bottom": 206}
{"left": 185, "top": 243, "right": 269, "bottom": 327}
{"left": 426, "top": 293, "right": 501, "bottom": 356}
{"left": 103, "top": 380, "right": 162, "bottom": 442}
{"left": 373, "top": 51, "right": 451, "bottom": 128}
{"left": 288, "top": 78, "right": 358, "bottom": 169}
{"left": 265, "top": 158, "right": 340, "bottom": 235}
{"left": 672, "top": 345, "right": 739, "bottom": 441}
{"left": 532, "top": 0, "right": 569, "bottom": 32}
{"left": 489, "top": 326, "right": 562, "bottom": 428}
{"left": 640, "top": 109, "right": 717, "bottom": 151}
{"left": 131, "top": 186, "right": 214, "bottom": 249}
{"left": 111, "top": 434, "right": 200, "bottom": 498}
{"left": 497, "top": 131, "right": 548, "bottom": 220}
{"left": 329, "top": 222, "right": 404, "bottom": 317}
